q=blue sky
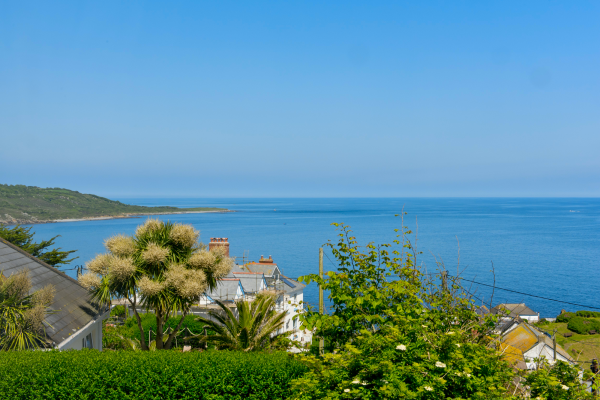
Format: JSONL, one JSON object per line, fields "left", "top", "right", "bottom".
{"left": 1, "top": 1, "right": 598, "bottom": 197}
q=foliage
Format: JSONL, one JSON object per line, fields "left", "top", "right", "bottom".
{"left": 575, "top": 310, "right": 600, "bottom": 318}
{"left": 0, "top": 350, "right": 308, "bottom": 400}
{"left": 567, "top": 316, "right": 600, "bottom": 335}
{"left": 194, "top": 295, "right": 287, "bottom": 351}
{"left": 525, "top": 359, "right": 592, "bottom": 400}
{"left": 110, "top": 305, "right": 127, "bottom": 318}
{"left": 105, "top": 313, "right": 210, "bottom": 349}
{"left": 292, "top": 221, "right": 519, "bottom": 399}
{"left": 0, "top": 270, "right": 54, "bottom": 350}
{"left": 80, "top": 219, "right": 234, "bottom": 350}
{"left": 0, "top": 184, "right": 227, "bottom": 224}
{"left": 0, "top": 224, "right": 77, "bottom": 267}
{"left": 556, "top": 312, "right": 574, "bottom": 323}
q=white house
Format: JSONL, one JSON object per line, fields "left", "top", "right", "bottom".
{"left": 501, "top": 322, "right": 573, "bottom": 369}
{"left": 0, "top": 238, "right": 110, "bottom": 350}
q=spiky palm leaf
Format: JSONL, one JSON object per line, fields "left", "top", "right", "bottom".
{"left": 0, "top": 272, "right": 52, "bottom": 351}
{"left": 194, "top": 295, "right": 287, "bottom": 351}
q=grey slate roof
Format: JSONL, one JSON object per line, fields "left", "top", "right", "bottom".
{"left": 206, "top": 279, "right": 243, "bottom": 302}
{"left": 245, "top": 263, "right": 280, "bottom": 277}
{"left": 0, "top": 238, "right": 105, "bottom": 346}
{"left": 228, "top": 272, "right": 266, "bottom": 294}
{"left": 492, "top": 303, "right": 538, "bottom": 317}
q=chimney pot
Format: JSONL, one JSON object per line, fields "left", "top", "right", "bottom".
{"left": 209, "top": 237, "right": 230, "bottom": 257}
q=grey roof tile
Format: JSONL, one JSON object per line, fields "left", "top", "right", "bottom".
{"left": 0, "top": 238, "right": 104, "bottom": 346}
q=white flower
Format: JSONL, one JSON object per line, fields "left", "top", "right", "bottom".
{"left": 435, "top": 361, "right": 446, "bottom": 368}
{"left": 561, "top": 385, "right": 569, "bottom": 390}
{"left": 466, "top": 373, "right": 471, "bottom": 378}
{"left": 446, "top": 331, "right": 455, "bottom": 335}
{"left": 361, "top": 381, "right": 368, "bottom": 386}
{"left": 344, "top": 388, "right": 350, "bottom": 393}
{"left": 422, "top": 325, "right": 427, "bottom": 328}
{"left": 424, "top": 386, "right": 433, "bottom": 391}
{"left": 396, "top": 344, "right": 407, "bottom": 351}
{"left": 455, "top": 343, "right": 461, "bottom": 347}
{"left": 352, "top": 380, "right": 360, "bottom": 384}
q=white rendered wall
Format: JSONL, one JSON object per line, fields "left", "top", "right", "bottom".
{"left": 57, "top": 310, "right": 110, "bottom": 351}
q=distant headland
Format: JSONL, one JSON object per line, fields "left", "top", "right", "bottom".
{"left": 0, "top": 184, "right": 232, "bottom": 225}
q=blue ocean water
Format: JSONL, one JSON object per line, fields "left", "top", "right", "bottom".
{"left": 24, "top": 198, "right": 600, "bottom": 318}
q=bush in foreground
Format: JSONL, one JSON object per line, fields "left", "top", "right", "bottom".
{"left": 0, "top": 350, "right": 307, "bottom": 400}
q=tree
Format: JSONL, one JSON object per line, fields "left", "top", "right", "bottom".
{"left": 291, "top": 219, "right": 520, "bottom": 399}
{"left": 0, "top": 270, "right": 55, "bottom": 350}
{"left": 0, "top": 224, "right": 77, "bottom": 268}
{"left": 79, "top": 219, "right": 233, "bottom": 350}
{"left": 194, "top": 294, "right": 287, "bottom": 351}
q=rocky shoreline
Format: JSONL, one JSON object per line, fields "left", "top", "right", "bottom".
{"left": 0, "top": 210, "right": 234, "bottom": 225}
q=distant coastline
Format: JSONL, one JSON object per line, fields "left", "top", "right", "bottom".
{"left": 0, "top": 184, "right": 233, "bottom": 225}
{"left": 3, "top": 210, "right": 235, "bottom": 225}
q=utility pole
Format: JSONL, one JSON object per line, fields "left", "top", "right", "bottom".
{"left": 553, "top": 329, "right": 557, "bottom": 362}
{"left": 319, "top": 247, "right": 324, "bottom": 356}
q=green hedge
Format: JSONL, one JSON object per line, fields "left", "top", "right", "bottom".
{"left": 567, "top": 316, "right": 600, "bottom": 335}
{"left": 575, "top": 310, "right": 600, "bottom": 318}
{"left": 0, "top": 350, "right": 308, "bottom": 400}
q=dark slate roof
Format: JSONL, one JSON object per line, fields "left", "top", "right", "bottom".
{"left": 266, "top": 275, "right": 305, "bottom": 294}
{"left": 0, "top": 238, "right": 105, "bottom": 346}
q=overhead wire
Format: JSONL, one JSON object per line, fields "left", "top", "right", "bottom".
{"left": 451, "top": 275, "right": 600, "bottom": 311}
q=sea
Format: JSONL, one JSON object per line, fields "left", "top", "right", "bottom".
{"left": 23, "top": 198, "right": 600, "bottom": 318}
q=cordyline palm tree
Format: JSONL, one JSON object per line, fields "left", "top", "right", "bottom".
{"left": 0, "top": 270, "right": 55, "bottom": 350}
{"left": 79, "top": 219, "right": 233, "bottom": 350}
{"left": 195, "top": 294, "right": 287, "bottom": 351}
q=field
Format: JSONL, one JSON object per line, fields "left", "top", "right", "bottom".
{"left": 0, "top": 184, "right": 228, "bottom": 224}
{"left": 535, "top": 319, "right": 600, "bottom": 363}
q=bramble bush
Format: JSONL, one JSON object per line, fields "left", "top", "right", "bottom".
{"left": 0, "top": 350, "right": 307, "bottom": 400}
{"left": 291, "top": 220, "right": 591, "bottom": 399}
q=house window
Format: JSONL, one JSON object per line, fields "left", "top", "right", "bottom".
{"left": 293, "top": 319, "right": 297, "bottom": 329}
{"left": 82, "top": 333, "right": 93, "bottom": 349}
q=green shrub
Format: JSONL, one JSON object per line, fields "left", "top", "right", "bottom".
{"left": 567, "top": 316, "right": 600, "bottom": 335}
{"left": 110, "top": 305, "right": 126, "bottom": 317}
{"left": 556, "top": 312, "right": 574, "bottom": 323}
{"left": 575, "top": 310, "right": 600, "bottom": 318}
{"left": 120, "top": 313, "right": 208, "bottom": 348}
{"left": 0, "top": 350, "right": 308, "bottom": 400}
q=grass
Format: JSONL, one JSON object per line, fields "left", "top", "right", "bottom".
{"left": 0, "top": 184, "right": 228, "bottom": 223}
{"left": 535, "top": 319, "right": 600, "bottom": 363}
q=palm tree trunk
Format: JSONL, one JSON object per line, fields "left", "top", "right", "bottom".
{"left": 155, "top": 311, "right": 164, "bottom": 349}
{"left": 128, "top": 298, "right": 148, "bottom": 351}
{"left": 164, "top": 312, "right": 188, "bottom": 349}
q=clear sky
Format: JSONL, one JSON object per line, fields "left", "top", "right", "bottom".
{"left": 1, "top": 1, "right": 598, "bottom": 197}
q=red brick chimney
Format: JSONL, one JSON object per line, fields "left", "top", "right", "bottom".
{"left": 209, "top": 238, "right": 229, "bottom": 257}
{"left": 259, "top": 255, "right": 273, "bottom": 263}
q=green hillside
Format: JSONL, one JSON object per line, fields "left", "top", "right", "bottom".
{"left": 0, "top": 185, "right": 228, "bottom": 224}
